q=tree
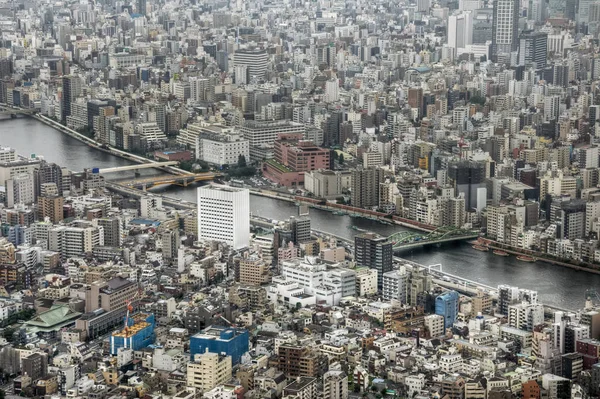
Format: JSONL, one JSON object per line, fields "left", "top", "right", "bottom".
{"left": 2, "top": 328, "right": 14, "bottom": 343}
{"left": 470, "top": 95, "right": 486, "bottom": 106}
{"left": 339, "top": 154, "right": 344, "bottom": 164}
{"left": 237, "top": 154, "right": 247, "bottom": 168}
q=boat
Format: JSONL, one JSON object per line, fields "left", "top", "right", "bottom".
{"left": 333, "top": 211, "right": 345, "bottom": 216}
{"left": 517, "top": 255, "right": 536, "bottom": 263}
{"left": 493, "top": 250, "right": 509, "bottom": 257}
{"left": 472, "top": 245, "right": 489, "bottom": 252}
{"left": 351, "top": 226, "right": 366, "bottom": 231}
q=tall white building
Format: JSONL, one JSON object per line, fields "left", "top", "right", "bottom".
{"left": 197, "top": 185, "right": 250, "bottom": 250}
{"left": 447, "top": 11, "right": 473, "bottom": 52}
{"left": 382, "top": 267, "right": 409, "bottom": 303}
{"left": 325, "top": 79, "right": 339, "bottom": 103}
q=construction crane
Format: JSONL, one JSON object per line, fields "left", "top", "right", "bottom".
{"left": 123, "top": 286, "right": 144, "bottom": 334}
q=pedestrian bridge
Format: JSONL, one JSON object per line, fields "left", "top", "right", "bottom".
{"left": 389, "top": 226, "right": 479, "bottom": 251}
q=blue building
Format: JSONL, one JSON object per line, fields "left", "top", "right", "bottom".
{"left": 110, "top": 313, "right": 155, "bottom": 355}
{"left": 189, "top": 326, "right": 249, "bottom": 365}
{"left": 435, "top": 291, "right": 459, "bottom": 329}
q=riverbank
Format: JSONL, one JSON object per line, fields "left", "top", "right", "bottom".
{"left": 476, "top": 238, "right": 600, "bottom": 275}
{"left": 32, "top": 113, "right": 189, "bottom": 175}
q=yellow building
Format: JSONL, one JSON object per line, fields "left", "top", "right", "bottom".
{"left": 187, "top": 352, "right": 232, "bottom": 391}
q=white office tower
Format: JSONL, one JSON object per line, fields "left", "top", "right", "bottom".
{"left": 197, "top": 185, "right": 250, "bottom": 250}
{"left": 447, "top": 11, "right": 473, "bottom": 53}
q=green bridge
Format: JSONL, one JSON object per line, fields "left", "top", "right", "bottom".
{"left": 388, "top": 226, "right": 479, "bottom": 250}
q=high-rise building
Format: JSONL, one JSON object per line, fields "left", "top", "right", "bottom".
{"left": 197, "top": 185, "right": 250, "bottom": 250}
{"left": 61, "top": 75, "right": 81, "bottom": 123}
{"left": 382, "top": 267, "right": 410, "bottom": 303}
{"left": 435, "top": 291, "right": 459, "bottom": 329}
{"left": 38, "top": 195, "right": 64, "bottom": 224}
{"left": 187, "top": 352, "right": 232, "bottom": 391}
{"left": 447, "top": 160, "right": 486, "bottom": 211}
{"left": 34, "top": 161, "right": 63, "bottom": 197}
{"left": 407, "top": 87, "right": 424, "bottom": 116}
{"left": 491, "top": 0, "right": 519, "bottom": 61}
{"left": 238, "top": 254, "right": 271, "bottom": 285}
{"left": 277, "top": 344, "right": 328, "bottom": 378}
{"left": 322, "top": 371, "right": 348, "bottom": 399}
{"left": 447, "top": 11, "right": 473, "bottom": 51}
{"left": 161, "top": 229, "right": 180, "bottom": 263}
{"left": 96, "top": 218, "right": 122, "bottom": 247}
{"left": 233, "top": 49, "right": 268, "bottom": 81}
{"left": 290, "top": 215, "right": 311, "bottom": 244}
{"left": 519, "top": 31, "right": 548, "bottom": 69}
{"left": 6, "top": 174, "right": 35, "bottom": 207}
{"left": 528, "top": 0, "right": 548, "bottom": 23}
{"left": 137, "top": 0, "right": 147, "bottom": 15}
{"left": 190, "top": 326, "right": 249, "bottom": 365}
{"left": 354, "top": 233, "right": 392, "bottom": 289}
{"left": 351, "top": 167, "right": 384, "bottom": 208}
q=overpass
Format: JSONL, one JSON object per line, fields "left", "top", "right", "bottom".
{"left": 117, "top": 172, "right": 222, "bottom": 190}
{"left": 93, "top": 162, "right": 180, "bottom": 174}
{"left": 389, "top": 226, "right": 479, "bottom": 251}
{"left": 0, "top": 104, "right": 36, "bottom": 117}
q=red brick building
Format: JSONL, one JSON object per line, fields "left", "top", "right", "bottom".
{"left": 263, "top": 134, "right": 330, "bottom": 187}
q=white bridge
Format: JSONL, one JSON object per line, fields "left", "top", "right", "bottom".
{"left": 92, "top": 161, "right": 180, "bottom": 173}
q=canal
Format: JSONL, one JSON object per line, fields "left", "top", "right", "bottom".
{"left": 1, "top": 116, "right": 599, "bottom": 310}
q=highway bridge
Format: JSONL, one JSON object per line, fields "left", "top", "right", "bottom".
{"left": 389, "top": 226, "right": 479, "bottom": 251}
{"left": 93, "top": 162, "right": 180, "bottom": 174}
{"left": 118, "top": 172, "right": 222, "bottom": 190}
{"left": 0, "top": 105, "right": 36, "bottom": 117}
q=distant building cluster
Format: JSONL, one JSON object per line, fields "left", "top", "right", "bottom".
{"left": 2, "top": 0, "right": 600, "bottom": 395}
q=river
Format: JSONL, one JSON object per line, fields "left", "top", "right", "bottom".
{"left": 1, "top": 116, "right": 599, "bottom": 310}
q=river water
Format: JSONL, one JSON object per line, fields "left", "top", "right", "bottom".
{"left": 1, "top": 116, "right": 599, "bottom": 310}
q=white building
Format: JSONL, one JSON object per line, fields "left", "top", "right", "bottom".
{"left": 196, "top": 131, "right": 250, "bottom": 166}
{"left": 197, "top": 185, "right": 250, "bottom": 250}
{"left": 382, "top": 267, "right": 409, "bottom": 303}
{"left": 424, "top": 314, "right": 445, "bottom": 337}
{"left": 355, "top": 268, "right": 378, "bottom": 297}
{"left": 447, "top": 11, "right": 473, "bottom": 52}
{"left": 136, "top": 122, "right": 167, "bottom": 144}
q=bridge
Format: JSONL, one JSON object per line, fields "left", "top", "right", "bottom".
{"left": 117, "top": 172, "right": 222, "bottom": 190}
{"left": 389, "top": 226, "right": 479, "bottom": 251}
{"left": 94, "top": 162, "right": 180, "bottom": 174}
{"left": 0, "top": 105, "right": 36, "bottom": 117}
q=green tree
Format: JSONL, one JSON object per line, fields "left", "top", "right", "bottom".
{"left": 2, "top": 328, "right": 14, "bottom": 343}
{"left": 339, "top": 154, "right": 344, "bottom": 164}
{"left": 470, "top": 95, "right": 486, "bottom": 106}
{"left": 238, "top": 155, "right": 247, "bottom": 168}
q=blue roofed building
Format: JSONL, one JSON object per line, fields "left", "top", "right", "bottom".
{"left": 110, "top": 313, "right": 156, "bottom": 355}
{"left": 189, "top": 325, "right": 249, "bottom": 365}
{"left": 435, "top": 291, "right": 460, "bottom": 329}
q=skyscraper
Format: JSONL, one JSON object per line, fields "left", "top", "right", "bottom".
{"left": 519, "top": 30, "right": 548, "bottom": 69}
{"left": 351, "top": 167, "right": 384, "bottom": 208}
{"left": 491, "top": 0, "right": 519, "bottom": 62}
{"left": 447, "top": 11, "right": 473, "bottom": 52}
{"left": 197, "top": 185, "right": 249, "bottom": 250}
{"left": 447, "top": 160, "right": 486, "bottom": 211}
{"left": 61, "top": 75, "right": 81, "bottom": 123}
{"left": 354, "top": 233, "right": 392, "bottom": 289}
{"left": 233, "top": 49, "right": 268, "bottom": 81}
